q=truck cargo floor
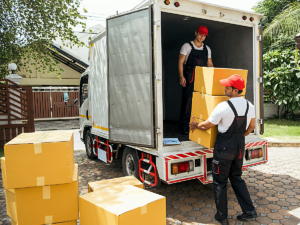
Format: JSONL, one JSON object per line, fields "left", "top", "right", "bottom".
{"left": 163, "top": 120, "right": 189, "bottom": 142}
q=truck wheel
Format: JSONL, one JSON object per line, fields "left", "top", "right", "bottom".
{"left": 122, "top": 147, "right": 139, "bottom": 179}
{"left": 85, "top": 130, "right": 97, "bottom": 159}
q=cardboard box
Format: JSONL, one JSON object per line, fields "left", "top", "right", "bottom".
{"left": 189, "top": 117, "right": 218, "bottom": 149}
{"left": 79, "top": 185, "right": 166, "bottom": 225}
{"left": 4, "top": 131, "right": 74, "bottom": 189}
{"left": 88, "top": 176, "right": 143, "bottom": 193}
{"left": 11, "top": 219, "right": 77, "bottom": 225}
{"left": 192, "top": 93, "right": 245, "bottom": 121}
{"left": 192, "top": 93, "right": 229, "bottom": 121}
{"left": 194, "top": 67, "right": 248, "bottom": 95}
{"left": 5, "top": 162, "right": 79, "bottom": 225}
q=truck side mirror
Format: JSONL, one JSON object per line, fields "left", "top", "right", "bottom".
{"left": 63, "top": 92, "right": 69, "bottom": 102}
{"left": 73, "top": 99, "right": 78, "bottom": 104}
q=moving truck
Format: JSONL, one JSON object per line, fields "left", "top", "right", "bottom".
{"left": 76, "top": 0, "right": 267, "bottom": 187}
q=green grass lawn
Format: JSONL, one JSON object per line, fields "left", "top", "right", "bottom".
{"left": 261, "top": 119, "right": 300, "bottom": 142}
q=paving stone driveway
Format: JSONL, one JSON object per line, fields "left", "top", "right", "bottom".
{"left": 1, "top": 147, "right": 300, "bottom": 225}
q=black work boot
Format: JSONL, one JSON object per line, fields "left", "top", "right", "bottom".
{"left": 215, "top": 214, "right": 229, "bottom": 225}
{"left": 237, "top": 211, "right": 257, "bottom": 221}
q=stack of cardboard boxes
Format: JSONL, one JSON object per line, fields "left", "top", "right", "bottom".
{"left": 79, "top": 176, "right": 166, "bottom": 225}
{"left": 1, "top": 131, "right": 79, "bottom": 225}
{"left": 189, "top": 67, "right": 248, "bottom": 148}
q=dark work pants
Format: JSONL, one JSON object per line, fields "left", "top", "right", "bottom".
{"left": 179, "top": 97, "right": 192, "bottom": 129}
{"left": 213, "top": 151, "right": 255, "bottom": 220}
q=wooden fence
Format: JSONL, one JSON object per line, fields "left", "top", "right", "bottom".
{"left": 0, "top": 79, "right": 35, "bottom": 146}
{"left": 33, "top": 87, "right": 79, "bottom": 119}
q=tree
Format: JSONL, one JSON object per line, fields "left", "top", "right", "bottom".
{"left": 0, "top": 0, "right": 87, "bottom": 78}
{"left": 252, "top": 0, "right": 300, "bottom": 52}
{"left": 263, "top": 2, "right": 300, "bottom": 41}
{"left": 252, "top": 0, "right": 300, "bottom": 28}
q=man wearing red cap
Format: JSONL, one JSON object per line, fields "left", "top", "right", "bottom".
{"left": 190, "top": 74, "right": 257, "bottom": 225}
{"left": 178, "top": 25, "right": 214, "bottom": 135}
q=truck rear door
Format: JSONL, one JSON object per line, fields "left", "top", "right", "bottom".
{"left": 107, "top": 6, "right": 155, "bottom": 147}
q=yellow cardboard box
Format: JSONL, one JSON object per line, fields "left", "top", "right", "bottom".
{"left": 79, "top": 185, "right": 166, "bottom": 225}
{"left": 192, "top": 93, "right": 245, "bottom": 121}
{"left": 11, "top": 219, "right": 77, "bottom": 225}
{"left": 189, "top": 117, "right": 218, "bottom": 149}
{"left": 88, "top": 176, "right": 143, "bottom": 193}
{"left": 194, "top": 67, "right": 248, "bottom": 95}
{"left": 4, "top": 162, "right": 79, "bottom": 225}
{"left": 192, "top": 92, "right": 229, "bottom": 121}
{"left": 4, "top": 131, "right": 74, "bottom": 189}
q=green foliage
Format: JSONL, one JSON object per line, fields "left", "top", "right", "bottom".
{"left": 263, "top": 2, "right": 300, "bottom": 40}
{"left": 0, "top": 0, "right": 87, "bottom": 78}
{"left": 252, "top": 0, "right": 300, "bottom": 28}
{"left": 252, "top": 0, "right": 300, "bottom": 51}
{"left": 263, "top": 49, "right": 300, "bottom": 117}
{"left": 263, "top": 34, "right": 296, "bottom": 52}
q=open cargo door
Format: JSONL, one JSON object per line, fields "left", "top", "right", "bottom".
{"left": 107, "top": 7, "right": 155, "bottom": 147}
{"left": 259, "top": 25, "right": 264, "bottom": 134}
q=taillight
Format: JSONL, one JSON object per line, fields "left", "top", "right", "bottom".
{"left": 242, "top": 16, "right": 247, "bottom": 20}
{"left": 246, "top": 148, "right": 263, "bottom": 160}
{"left": 179, "top": 162, "right": 189, "bottom": 173}
{"left": 171, "top": 161, "right": 194, "bottom": 174}
{"left": 164, "top": 0, "right": 170, "bottom": 5}
{"left": 172, "top": 164, "right": 179, "bottom": 174}
{"left": 174, "top": 2, "right": 180, "bottom": 7}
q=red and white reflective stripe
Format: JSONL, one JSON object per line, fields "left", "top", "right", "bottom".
{"left": 245, "top": 140, "right": 267, "bottom": 148}
{"left": 165, "top": 149, "right": 213, "bottom": 161}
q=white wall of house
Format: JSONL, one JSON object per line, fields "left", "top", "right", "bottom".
{"left": 54, "top": 24, "right": 105, "bottom": 64}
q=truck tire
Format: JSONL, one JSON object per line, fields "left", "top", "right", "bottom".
{"left": 85, "top": 130, "right": 97, "bottom": 159}
{"left": 122, "top": 147, "right": 140, "bottom": 179}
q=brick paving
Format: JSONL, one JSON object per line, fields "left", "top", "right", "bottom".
{"left": 1, "top": 147, "right": 300, "bottom": 225}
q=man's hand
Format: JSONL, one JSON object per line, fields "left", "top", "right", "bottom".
{"left": 189, "top": 116, "right": 198, "bottom": 133}
{"left": 189, "top": 117, "right": 216, "bottom": 133}
{"left": 207, "top": 58, "right": 213, "bottom": 67}
{"left": 180, "top": 76, "right": 186, "bottom": 87}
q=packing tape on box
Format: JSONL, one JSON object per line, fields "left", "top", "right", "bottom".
{"left": 37, "top": 177, "right": 45, "bottom": 186}
{"left": 141, "top": 205, "right": 147, "bottom": 215}
{"left": 34, "top": 132, "right": 49, "bottom": 154}
{"left": 201, "top": 93, "right": 204, "bottom": 98}
{"left": 198, "top": 138, "right": 201, "bottom": 144}
{"left": 43, "top": 186, "right": 51, "bottom": 199}
{"left": 200, "top": 114, "right": 203, "bottom": 120}
{"left": 45, "top": 215, "right": 53, "bottom": 224}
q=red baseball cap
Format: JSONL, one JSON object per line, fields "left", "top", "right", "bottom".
{"left": 197, "top": 25, "right": 209, "bottom": 36}
{"left": 220, "top": 74, "right": 245, "bottom": 90}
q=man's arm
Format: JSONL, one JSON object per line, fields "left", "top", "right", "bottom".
{"left": 178, "top": 54, "right": 187, "bottom": 87}
{"left": 189, "top": 116, "right": 216, "bottom": 133}
{"left": 207, "top": 58, "right": 213, "bottom": 67}
{"left": 244, "top": 118, "right": 255, "bottom": 136}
